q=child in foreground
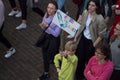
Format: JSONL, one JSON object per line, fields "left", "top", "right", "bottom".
{"left": 84, "top": 43, "right": 113, "bottom": 80}
{"left": 54, "top": 40, "right": 78, "bottom": 80}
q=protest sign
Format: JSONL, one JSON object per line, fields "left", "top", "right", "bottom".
{"left": 52, "top": 10, "right": 80, "bottom": 37}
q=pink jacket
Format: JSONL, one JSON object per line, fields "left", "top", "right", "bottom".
{"left": 84, "top": 56, "right": 113, "bottom": 80}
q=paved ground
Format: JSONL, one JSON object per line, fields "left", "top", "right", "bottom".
{"left": 0, "top": 0, "right": 77, "bottom": 80}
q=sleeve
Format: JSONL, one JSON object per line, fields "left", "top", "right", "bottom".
{"left": 46, "top": 23, "right": 61, "bottom": 37}
{"left": 54, "top": 54, "right": 62, "bottom": 68}
{"left": 97, "top": 62, "right": 113, "bottom": 80}
{"left": 80, "top": 9, "right": 87, "bottom": 24}
{"left": 84, "top": 56, "right": 97, "bottom": 80}
{"left": 97, "top": 15, "right": 107, "bottom": 38}
{"left": 75, "top": 10, "right": 88, "bottom": 37}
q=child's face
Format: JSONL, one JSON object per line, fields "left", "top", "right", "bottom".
{"left": 95, "top": 49, "right": 106, "bottom": 61}
{"left": 65, "top": 48, "right": 76, "bottom": 55}
{"left": 47, "top": 3, "right": 57, "bottom": 16}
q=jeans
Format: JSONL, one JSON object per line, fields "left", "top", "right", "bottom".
{"left": 8, "top": 0, "right": 16, "bottom": 8}
{"left": 19, "top": 0, "right": 27, "bottom": 20}
{"left": 8, "top": 0, "right": 27, "bottom": 20}
{"left": 55, "top": 0, "right": 67, "bottom": 13}
{"left": 32, "top": 0, "right": 44, "bottom": 17}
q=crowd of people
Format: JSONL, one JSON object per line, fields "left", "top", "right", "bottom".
{"left": 0, "top": 0, "right": 120, "bottom": 80}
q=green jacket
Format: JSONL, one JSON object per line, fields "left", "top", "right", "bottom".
{"left": 54, "top": 53, "right": 78, "bottom": 80}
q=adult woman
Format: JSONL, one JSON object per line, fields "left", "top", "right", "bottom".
{"left": 84, "top": 43, "right": 113, "bottom": 80}
{"left": 37, "top": 1, "right": 61, "bottom": 80}
{"left": 110, "top": 22, "right": 120, "bottom": 80}
{"left": 74, "top": 0, "right": 106, "bottom": 79}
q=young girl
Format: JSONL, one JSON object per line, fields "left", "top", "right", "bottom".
{"left": 84, "top": 43, "right": 113, "bottom": 80}
{"left": 37, "top": 1, "right": 61, "bottom": 80}
{"left": 54, "top": 40, "right": 78, "bottom": 80}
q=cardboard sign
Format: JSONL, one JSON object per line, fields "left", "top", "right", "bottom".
{"left": 52, "top": 10, "right": 80, "bottom": 37}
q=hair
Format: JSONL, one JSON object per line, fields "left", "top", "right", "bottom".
{"left": 96, "top": 42, "right": 111, "bottom": 60}
{"left": 110, "top": 22, "right": 120, "bottom": 42}
{"left": 86, "top": 0, "right": 101, "bottom": 14}
{"left": 46, "top": 1, "right": 58, "bottom": 18}
{"left": 48, "top": 1, "right": 58, "bottom": 10}
{"left": 65, "top": 40, "right": 77, "bottom": 51}
{"left": 110, "top": 22, "right": 120, "bottom": 48}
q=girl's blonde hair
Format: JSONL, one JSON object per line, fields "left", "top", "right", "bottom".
{"left": 65, "top": 40, "right": 77, "bottom": 50}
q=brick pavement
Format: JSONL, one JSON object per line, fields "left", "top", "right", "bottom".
{"left": 0, "top": 0, "right": 77, "bottom": 80}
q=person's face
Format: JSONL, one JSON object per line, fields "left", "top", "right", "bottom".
{"left": 65, "top": 48, "right": 76, "bottom": 55}
{"left": 114, "top": 24, "right": 120, "bottom": 36}
{"left": 88, "top": 1, "right": 97, "bottom": 13}
{"left": 95, "top": 49, "right": 106, "bottom": 61}
{"left": 47, "top": 3, "right": 57, "bottom": 16}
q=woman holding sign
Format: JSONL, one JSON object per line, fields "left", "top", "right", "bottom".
{"left": 37, "top": 1, "right": 61, "bottom": 80}
{"left": 74, "top": 0, "right": 106, "bottom": 80}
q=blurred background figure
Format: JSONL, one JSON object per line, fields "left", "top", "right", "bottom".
{"left": 110, "top": 22, "right": 120, "bottom": 80}
{"left": 55, "top": 0, "right": 67, "bottom": 13}
{"left": 15, "top": 0, "right": 27, "bottom": 30}
{"left": 0, "top": 0, "right": 16, "bottom": 58}
{"left": 8, "top": 0, "right": 22, "bottom": 18}
{"left": 110, "top": 0, "right": 120, "bottom": 37}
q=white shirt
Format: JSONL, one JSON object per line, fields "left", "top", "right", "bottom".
{"left": 83, "top": 14, "right": 92, "bottom": 40}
